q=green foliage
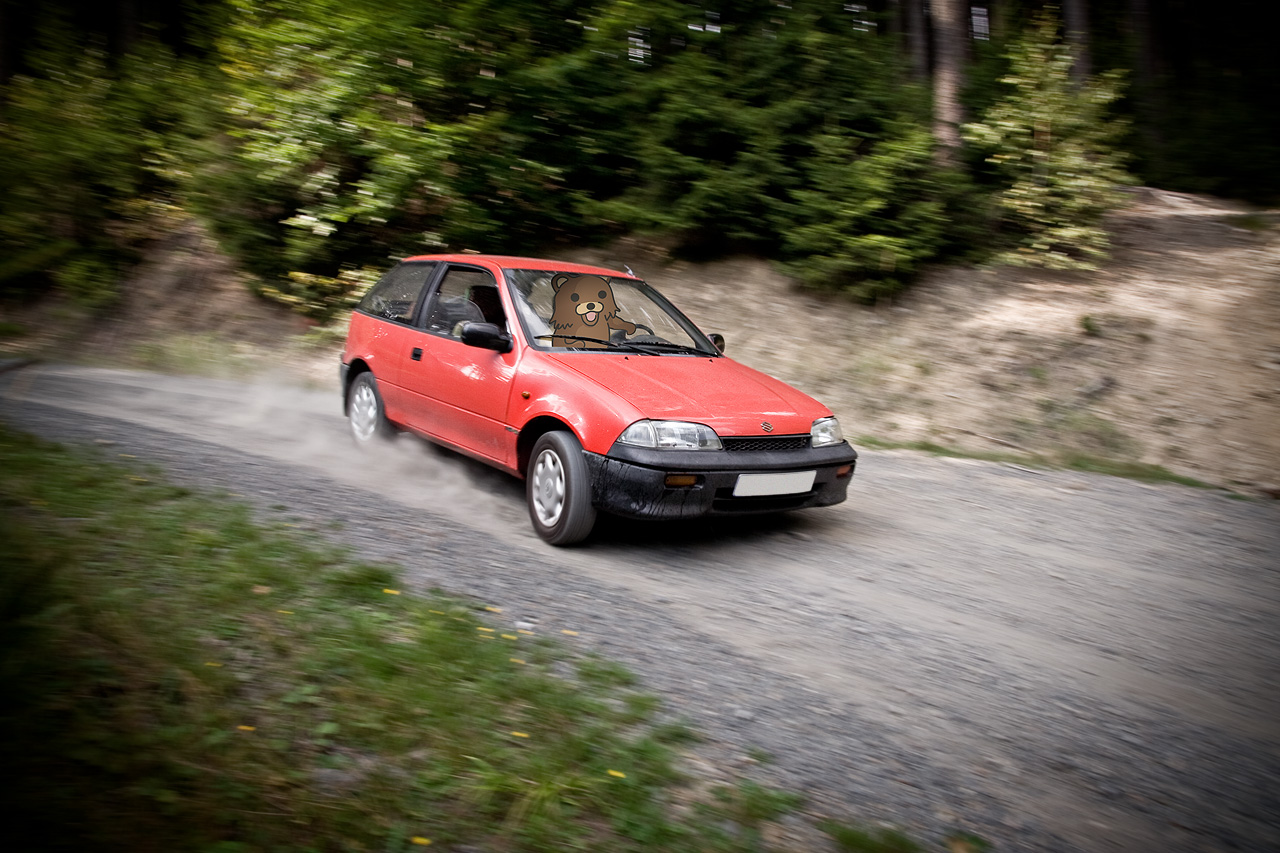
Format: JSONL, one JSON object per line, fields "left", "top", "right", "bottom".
{"left": 257, "top": 266, "right": 381, "bottom": 322}
{"left": 963, "top": 12, "right": 1133, "bottom": 270}
{"left": 782, "top": 122, "right": 953, "bottom": 298}
{"left": 202, "top": 0, "right": 624, "bottom": 290}
{"left": 203, "top": 0, "right": 970, "bottom": 302}
{"left": 0, "top": 25, "right": 204, "bottom": 306}
{"left": 4, "top": 1, "right": 1269, "bottom": 317}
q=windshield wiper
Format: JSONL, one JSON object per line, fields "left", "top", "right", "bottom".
{"left": 535, "top": 334, "right": 650, "bottom": 353}
{"left": 621, "top": 340, "right": 713, "bottom": 356}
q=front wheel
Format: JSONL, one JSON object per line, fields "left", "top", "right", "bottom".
{"left": 347, "top": 371, "right": 396, "bottom": 447}
{"left": 527, "top": 431, "right": 597, "bottom": 546}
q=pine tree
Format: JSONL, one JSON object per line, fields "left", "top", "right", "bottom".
{"left": 963, "top": 11, "right": 1131, "bottom": 270}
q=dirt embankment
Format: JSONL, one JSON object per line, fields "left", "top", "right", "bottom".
{"left": 581, "top": 189, "right": 1280, "bottom": 495}
{"left": 5, "top": 189, "right": 1277, "bottom": 493}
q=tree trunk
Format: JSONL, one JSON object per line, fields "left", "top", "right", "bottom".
{"left": 930, "top": 0, "right": 965, "bottom": 164}
{"left": 1064, "top": 0, "right": 1091, "bottom": 82}
{"left": 0, "top": 0, "right": 9, "bottom": 86}
{"left": 1128, "top": 0, "right": 1165, "bottom": 171}
{"left": 116, "top": 0, "right": 138, "bottom": 57}
{"left": 907, "top": 0, "right": 928, "bottom": 80}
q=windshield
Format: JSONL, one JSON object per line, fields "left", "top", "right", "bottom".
{"left": 505, "top": 269, "right": 719, "bottom": 355}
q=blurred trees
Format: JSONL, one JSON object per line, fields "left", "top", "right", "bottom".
{"left": 0, "top": 0, "right": 1274, "bottom": 318}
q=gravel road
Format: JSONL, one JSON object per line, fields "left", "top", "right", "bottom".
{"left": 3, "top": 363, "right": 1278, "bottom": 853}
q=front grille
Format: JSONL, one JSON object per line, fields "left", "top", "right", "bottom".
{"left": 721, "top": 434, "right": 811, "bottom": 452}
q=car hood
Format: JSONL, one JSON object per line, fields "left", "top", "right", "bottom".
{"left": 547, "top": 353, "right": 829, "bottom": 436}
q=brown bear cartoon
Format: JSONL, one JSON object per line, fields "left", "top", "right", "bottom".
{"left": 548, "top": 273, "right": 637, "bottom": 348}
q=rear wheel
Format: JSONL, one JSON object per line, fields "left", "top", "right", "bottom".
{"left": 348, "top": 371, "right": 395, "bottom": 446}
{"left": 527, "top": 431, "right": 596, "bottom": 546}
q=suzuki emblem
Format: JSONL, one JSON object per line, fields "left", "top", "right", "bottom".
{"left": 761, "top": 422, "right": 774, "bottom": 433}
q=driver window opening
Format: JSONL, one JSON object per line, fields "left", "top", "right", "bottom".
{"left": 425, "top": 267, "right": 505, "bottom": 339}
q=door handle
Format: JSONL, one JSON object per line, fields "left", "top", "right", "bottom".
{"left": 410, "top": 347, "right": 423, "bottom": 361}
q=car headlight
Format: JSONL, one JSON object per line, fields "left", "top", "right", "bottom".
{"left": 618, "top": 420, "right": 723, "bottom": 450}
{"left": 810, "top": 416, "right": 844, "bottom": 448}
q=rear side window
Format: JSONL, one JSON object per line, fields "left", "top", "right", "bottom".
{"left": 357, "top": 261, "right": 438, "bottom": 322}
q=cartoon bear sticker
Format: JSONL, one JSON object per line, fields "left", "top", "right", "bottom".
{"left": 548, "top": 273, "right": 637, "bottom": 348}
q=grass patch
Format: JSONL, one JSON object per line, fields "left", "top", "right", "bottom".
{"left": 856, "top": 435, "right": 1217, "bottom": 490}
{"left": 1058, "top": 453, "right": 1213, "bottom": 488}
{"left": 1222, "top": 212, "right": 1274, "bottom": 231}
{"left": 854, "top": 435, "right": 1039, "bottom": 468}
{"left": 292, "top": 322, "right": 350, "bottom": 349}
{"left": 821, "top": 819, "right": 922, "bottom": 852}
{"left": 131, "top": 332, "right": 263, "bottom": 378}
{"left": 0, "top": 425, "right": 802, "bottom": 852}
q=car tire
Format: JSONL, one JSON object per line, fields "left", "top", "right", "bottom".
{"left": 348, "top": 371, "right": 396, "bottom": 446}
{"left": 527, "top": 431, "right": 597, "bottom": 546}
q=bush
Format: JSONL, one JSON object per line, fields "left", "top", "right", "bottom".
{"left": 256, "top": 267, "right": 381, "bottom": 324}
{"left": 0, "top": 29, "right": 204, "bottom": 308}
{"left": 963, "top": 11, "right": 1132, "bottom": 269}
{"left": 782, "top": 122, "right": 955, "bottom": 299}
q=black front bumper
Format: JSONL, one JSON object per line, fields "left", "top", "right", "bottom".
{"left": 584, "top": 442, "right": 858, "bottom": 521}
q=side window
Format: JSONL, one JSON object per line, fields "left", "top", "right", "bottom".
{"left": 356, "top": 261, "right": 437, "bottom": 323}
{"left": 424, "top": 267, "right": 504, "bottom": 338}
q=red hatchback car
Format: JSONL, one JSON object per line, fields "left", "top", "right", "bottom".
{"left": 340, "top": 255, "right": 857, "bottom": 544}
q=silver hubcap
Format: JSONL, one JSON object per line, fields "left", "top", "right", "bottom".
{"left": 350, "top": 381, "right": 379, "bottom": 442}
{"left": 531, "top": 448, "right": 565, "bottom": 527}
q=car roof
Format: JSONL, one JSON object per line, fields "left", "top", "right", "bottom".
{"left": 401, "top": 254, "right": 632, "bottom": 278}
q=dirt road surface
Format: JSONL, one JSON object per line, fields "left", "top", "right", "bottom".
{"left": 3, "top": 363, "right": 1277, "bottom": 852}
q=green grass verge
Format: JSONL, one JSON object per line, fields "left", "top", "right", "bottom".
{"left": 854, "top": 435, "right": 1215, "bottom": 489}
{"left": 1054, "top": 453, "right": 1213, "bottom": 488}
{"left": 0, "top": 426, "right": 808, "bottom": 852}
{"left": 853, "top": 436, "right": 1039, "bottom": 468}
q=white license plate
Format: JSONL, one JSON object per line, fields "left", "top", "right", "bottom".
{"left": 732, "top": 470, "right": 816, "bottom": 497}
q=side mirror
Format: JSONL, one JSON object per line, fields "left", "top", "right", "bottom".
{"left": 708, "top": 333, "right": 726, "bottom": 353}
{"left": 460, "top": 322, "right": 512, "bottom": 353}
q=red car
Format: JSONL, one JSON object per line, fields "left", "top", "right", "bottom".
{"left": 340, "top": 255, "right": 857, "bottom": 545}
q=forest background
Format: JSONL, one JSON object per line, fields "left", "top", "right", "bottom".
{"left": 0, "top": 0, "right": 1276, "bottom": 321}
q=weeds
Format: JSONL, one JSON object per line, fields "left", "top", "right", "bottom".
{"left": 132, "top": 332, "right": 261, "bottom": 377}
{"left": 821, "top": 819, "right": 923, "bottom": 852}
